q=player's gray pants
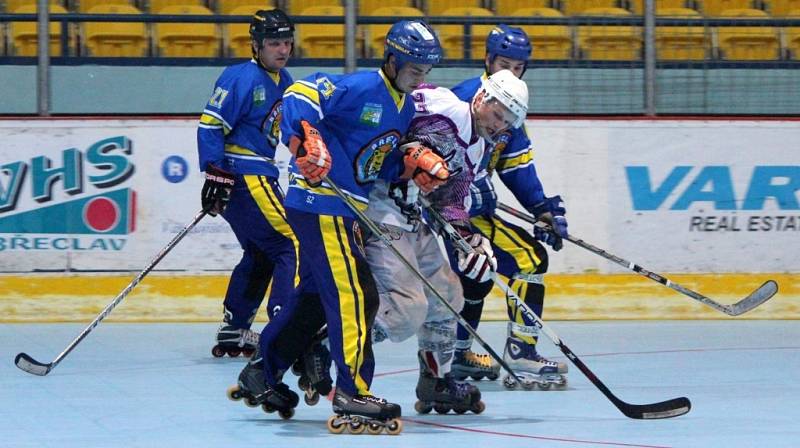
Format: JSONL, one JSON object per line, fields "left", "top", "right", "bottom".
{"left": 364, "top": 224, "right": 464, "bottom": 352}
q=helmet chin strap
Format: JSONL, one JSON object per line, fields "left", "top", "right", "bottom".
{"left": 382, "top": 57, "right": 404, "bottom": 94}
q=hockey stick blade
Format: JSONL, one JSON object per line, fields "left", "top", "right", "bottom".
{"left": 15, "top": 352, "right": 52, "bottom": 376}
{"left": 621, "top": 396, "right": 691, "bottom": 420}
{"left": 726, "top": 280, "right": 779, "bottom": 316}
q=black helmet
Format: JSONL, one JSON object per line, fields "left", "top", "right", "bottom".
{"left": 250, "top": 9, "right": 294, "bottom": 42}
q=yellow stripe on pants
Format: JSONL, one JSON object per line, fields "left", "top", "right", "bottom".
{"left": 320, "top": 215, "right": 371, "bottom": 394}
{"left": 244, "top": 175, "right": 301, "bottom": 287}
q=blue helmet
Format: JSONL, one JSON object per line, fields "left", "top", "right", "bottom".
{"left": 384, "top": 20, "right": 442, "bottom": 69}
{"left": 486, "top": 24, "right": 532, "bottom": 63}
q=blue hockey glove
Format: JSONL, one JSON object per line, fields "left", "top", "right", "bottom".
{"left": 530, "top": 195, "right": 568, "bottom": 251}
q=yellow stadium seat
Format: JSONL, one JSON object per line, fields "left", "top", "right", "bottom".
{"left": 701, "top": 0, "right": 754, "bottom": 16}
{"left": 769, "top": 0, "right": 800, "bottom": 16}
{"left": 511, "top": 8, "right": 572, "bottom": 59}
{"left": 297, "top": 5, "right": 363, "bottom": 58}
{"left": 156, "top": 5, "right": 220, "bottom": 57}
{"left": 628, "top": 0, "right": 693, "bottom": 14}
{"left": 359, "top": 0, "right": 411, "bottom": 15}
{"left": 425, "top": 0, "right": 482, "bottom": 16}
{"left": 83, "top": 4, "right": 147, "bottom": 57}
{"left": 562, "top": 0, "right": 618, "bottom": 16}
{"left": 436, "top": 7, "right": 495, "bottom": 60}
{"left": 9, "top": 4, "right": 69, "bottom": 56}
{"left": 217, "top": 1, "right": 276, "bottom": 15}
{"left": 78, "top": 0, "right": 132, "bottom": 13}
{"left": 148, "top": 0, "right": 203, "bottom": 13}
{"left": 785, "top": 10, "right": 800, "bottom": 58}
{"left": 7, "top": 0, "right": 62, "bottom": 12}
{"left": 286, "top": 0, "right": 340, "bottom": 15}
{"left": 715, "top": 8, "right": 780, "bottom": 59}
{"left": 577, "top": 7, "right": 642, "bottom": 60}
{"left": 655, "top": 8, "right": 709, "bottom": 60}
{"left": 364, "top": 6, "right": 424, "bottom": 58}
{"left": 494, "top": 0, "right": 550, "bottom": 16}
{"left": 226, "top": 6, "right": 266, "bottom": 57}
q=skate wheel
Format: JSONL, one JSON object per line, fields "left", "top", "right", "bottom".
{"left": 297, "top": 376, "right": 309, "bottom": 390}
{"left": 367, "top": 422, "right": 383, "bottom": 435}
{"left": 472, "top": 401, "right": 486, "bottom": 414}
{"left": 453, "top": 407, "right": 467, "bottom": 415}
{"left": 470, "top": 374, "right": 485, "bottom": 381}
{"left": 226, "top": 385, "right": 242, "bottom": 401}
{"left": 227, "top": 348, "right": 242, "bottom": 357}
{"left": 327, "top": 415, "right": 346, "bottom": 434}
{"left": 433, "top": 403, "right": 450, "bottom": 414}
{"left": 242, "top": 347, "right": 255, "bottom": 358}
{"left": 304, "top": 391, "right": 320, "bottom": 406}
{"left": 348, "top": 418, "right": 366, "bottom": 434}
{"left": 539, "top": 382, "right": 552, "bottom": 391}
{"left": 212, "top": 346, "right": 226, "bottom": 358}
{"left": 278, "top": 408, "right": 295, "bottom": 420}
{"left": 414, "top": 401, "right": 432, "bottom": 414}
{"left": 245, "top": 397, "right": 259, "bottom": 408}
{"left": 502, "top": 375, "right": 518, "bottom": 390}
{"left": 385, "top": 418, "right": 403, "bottom": 435}
{"left": 486, "top": 373, "right": 499, "bottom": 381}
{"left": 261, "top": 403, "right": 275, "bottom": 413}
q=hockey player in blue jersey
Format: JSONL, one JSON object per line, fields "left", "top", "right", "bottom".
{"left": 448, "top": 25, "right": 570, "bottom": 389}
{"left": 227, "top": 20, "right": 447, "bottom": 433}
{"left": 197, "top": 9, "right": 298, "bottom": 358}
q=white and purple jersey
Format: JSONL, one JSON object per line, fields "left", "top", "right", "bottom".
{"left": 366, "top": 85, "right": 490, "bottom": 229}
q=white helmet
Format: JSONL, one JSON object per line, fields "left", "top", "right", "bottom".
{"left": 478, "top": 69, "right": 529, "bottom": 128}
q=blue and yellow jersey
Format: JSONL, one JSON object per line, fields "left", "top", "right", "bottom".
{"left": 197, "top": 60, "right": 293, "bottom": 178}
{"left": 451, "top": 73, "right": 546, "bottom": 216}
{"left": 280, "top": 69, "right": 413, "bottom": 217}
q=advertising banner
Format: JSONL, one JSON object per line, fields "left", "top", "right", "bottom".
{"left": 1, "top": 118, "right": 797, "bottom": 274}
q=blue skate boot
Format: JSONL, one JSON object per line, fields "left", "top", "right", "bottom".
{"left": 501, "top": 323, "right": 567, "bottom": 391}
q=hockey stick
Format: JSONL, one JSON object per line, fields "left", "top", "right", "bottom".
{"left": 15, "top": 209, "right": 209, "bottom": 376}
{"left": 321, "top": 175, "right": 525, "bottom": 386}
{"left": 496, "top": 203, "right": 778, "bottom": 317}
{"left": 422, "top": 198, "right": 691, "bottom": 419}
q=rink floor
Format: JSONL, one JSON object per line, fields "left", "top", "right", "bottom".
{"left": 3, "top": 320, "right": 799, "bottom": 448}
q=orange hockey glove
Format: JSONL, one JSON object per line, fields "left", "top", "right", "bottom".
{"left": 400, "top": 143, "right": 449, "bottom": 193}
{"left": 289, "top": 120, "right": 331, "bottom": 186}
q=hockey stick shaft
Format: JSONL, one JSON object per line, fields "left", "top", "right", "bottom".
{"left": 422, "top": 199, "right": 690, "bottom": 419}
{"left": 496, "top": 203, "right": 777, "bottom": 316}
{"left": 15, "top": 209, "right": 208, "bottom": 376}
{"left": 321, "top": 176, "right": 523, "bottom": 384}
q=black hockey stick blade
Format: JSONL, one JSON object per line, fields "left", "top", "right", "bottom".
{"left": 619, "top": 396, "right": 691, "bottom": 419}
{"left": 15, "top": 352, "right": 53, "bottom": 376}
{"left": 726, "top": 280, "right": 779, "bottom": 316}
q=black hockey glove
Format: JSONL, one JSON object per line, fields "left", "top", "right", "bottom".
{"left": 530, "top": 195, "right": 568, "bottom": 251}
{"left": 201, "top": 164, "right": 235, "bottom": 216}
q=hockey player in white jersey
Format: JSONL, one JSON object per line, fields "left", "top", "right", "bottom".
{"left": 364, "top": 69, "right": 528, "bottom": 414}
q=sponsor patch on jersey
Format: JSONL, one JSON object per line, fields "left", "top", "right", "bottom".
{"left": 317, "top": 77, "right": 336, "bottom": 99}
{"left": 253, "top": 85, "right": 266, "bottom": 106}
{"left": 359, "top": 103, "right": 383, "bottom": 127}
{"left": 354, "top": 131, "right": 401, "bottom": 184}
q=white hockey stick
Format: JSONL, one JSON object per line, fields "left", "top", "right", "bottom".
{"left": 497, "top": 203, "right": 778, "bottom": 317}
{"left": 15, "top": 209, "right": 208, "bottom": 376}
{"left": 422, "top": 199, "right": 691, "bottom": 419}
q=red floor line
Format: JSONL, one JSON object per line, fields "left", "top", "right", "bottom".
{"left": 404, "top": 418, "right": 672, "bottom": 448}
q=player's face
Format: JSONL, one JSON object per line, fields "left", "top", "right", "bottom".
{"left": 395, "top": 62, "right": 433, "bottom": 93}
{"left": 487, "top": 55, "right": 526, "bottom": 79}
{"left": 257, "top": 37, "right": 293, "bottom": 72}
{"left": 474, "top": 95, "right": 516, "bottom": 142}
